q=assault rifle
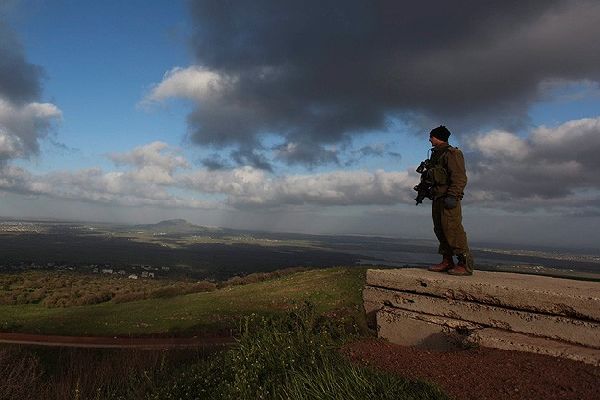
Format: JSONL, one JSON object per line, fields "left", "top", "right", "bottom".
{"left": 413, "top": 158, "right": 433, "bottom": 205}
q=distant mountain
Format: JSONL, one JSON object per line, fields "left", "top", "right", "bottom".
{"left": 133, "top": 219, "right": 222, "bottom": 234}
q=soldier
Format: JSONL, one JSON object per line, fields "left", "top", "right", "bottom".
{"left": 426, "top": 126, "right": 474, "bottom": 276}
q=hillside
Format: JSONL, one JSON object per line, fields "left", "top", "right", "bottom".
{"left": 0, "top": 267, "right": 366, "bottom": 336}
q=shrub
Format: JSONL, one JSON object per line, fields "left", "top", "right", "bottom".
{"left": 148, "top": 303, "right": 447, "bottom": 400}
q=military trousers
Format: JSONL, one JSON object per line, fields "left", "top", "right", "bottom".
{"left": 432, "top": 197, "right": 470, "bottom": 257}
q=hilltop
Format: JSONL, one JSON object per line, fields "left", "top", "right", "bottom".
{"left": 132, "top": 219, "right": 223, "bottom": 234}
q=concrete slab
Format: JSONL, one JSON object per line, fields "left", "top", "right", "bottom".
{"left": 471, "top": 329, "right": 600, "bottom": 367}
{"left": 367, "top": 268, "right": 600, "bottom": 321}
{"left": 364, "top": 286, "right": 600, "bottom": 348}
{"left": 376, "top": 307, "right": 480, "bottom": 351}
{"left": 377, "top": 307, "right": 600, "bottom": 366}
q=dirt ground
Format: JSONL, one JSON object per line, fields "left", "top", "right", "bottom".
{"left": 342, "top": 338, "right": 600, "bottom": 400}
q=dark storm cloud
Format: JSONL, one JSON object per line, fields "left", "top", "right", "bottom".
{"left": 343, "top": 143, "right": 402, "bottom": 166}
{"left": 0, "top": 18, "right": 42, "bottom": 104}
{"left": 274, "top": 141, "right": 339, "bottom": 167}
{"left": 200, "top": 154, "right": 231, "bottom": 170}
{"left": 183, "top": 0, "right": 600, "bottom": 163}
{"left": 467, "top": 118, "right": 600, "bottom": 212}
{"left": 231, "top": 148, "right": 273, "bottom": 171}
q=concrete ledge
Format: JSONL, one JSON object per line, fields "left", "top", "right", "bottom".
{"left": 366, "top": 268, "right": 600, "bottom": 321}
{"left": 365, "top": 268, "right": 600, "bottom": 365}
{"left": 365, "top": 286, "right": 600, "bottom": 348}
{"left": 377, "top": 307, "right": 600, "bottom": 366}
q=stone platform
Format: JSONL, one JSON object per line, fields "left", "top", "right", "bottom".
{"left": 363, "top": 268, "right": 600, "bottom": 365}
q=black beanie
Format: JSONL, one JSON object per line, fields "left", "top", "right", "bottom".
{"left": 430, "top": 126, "right": 451, "bottom": 142}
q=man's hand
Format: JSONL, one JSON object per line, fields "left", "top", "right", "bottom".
{"left": 444, "top": 196, "right": 458, "bottom": 209}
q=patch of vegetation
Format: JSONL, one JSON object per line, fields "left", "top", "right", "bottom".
{"left": 0, "top": 271, "right": 217, "bottom": 307}
{"left": 0, "top": 344, "right": 209, "bottom": 400}
{"left": 149, "top": 302, "right": 447, "bottom": 400}
{"left": 0, "top": 268, "right": 366, "bottom": 336}
{"left": 0, "top": 277, "right": 447, "bottom": 400}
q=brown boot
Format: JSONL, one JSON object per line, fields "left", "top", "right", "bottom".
{"left": 448, "top": 254, "right": 473, "bottom": 276}
{"left": 428, "top": 255, "right": 454, "bottom": 272}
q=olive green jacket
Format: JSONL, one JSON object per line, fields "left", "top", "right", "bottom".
{"left": 429, "top": 144, "right": 467, "bottom": 199}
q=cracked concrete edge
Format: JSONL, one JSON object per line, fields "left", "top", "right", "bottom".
{"left": 366, "top": 268, "right": 600, "bottom": 321}
{"left": 471, "top": 329, "right": 600, "bottom": 367}
{"left": 364, "top": 286, "right": 600, "bottom": 348}
{"left": 377, "top": 307, "right": 600, "bottom": 366}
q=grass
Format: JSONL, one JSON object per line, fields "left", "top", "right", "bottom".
{"left": 0, "top": 302, "right": 447, "bottom": 400}
{"left": 0, "top": 270, "right": 449, "bottom": 399}
{"left": 0, "top": 267, "right": 366, "bottom": 336}
{"left": 148, "top": 302, "right": 448, "bottom": 400}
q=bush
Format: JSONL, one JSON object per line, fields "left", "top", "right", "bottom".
{"left": 148, "top": 303, "right": 448, "bottom": 400}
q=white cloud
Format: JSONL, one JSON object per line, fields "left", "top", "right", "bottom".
{"left": 108, "top": 141, "right": 189, "bottom": 185}
{"left": 0, "top": 96, "right": 61, "bottom": 161}
{"left": 143, "top": 66, "right": 230, "bottom": 104}
{"left": 179, "top": 167, "right": 414, "bottom": 207}
{"left": 472, "top": 130, "right": 529, "bottom": 160}
{"left": 4, "top": 114, "right": 600, "bottom": 215}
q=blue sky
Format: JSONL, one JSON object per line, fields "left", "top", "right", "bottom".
{"left": 1, "top": 1, "right": 600, "bottom": 249}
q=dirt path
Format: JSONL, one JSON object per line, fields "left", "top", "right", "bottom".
{"left": 0, "top": 332, "right": 233, "bottom": 349}
{"left": 343, "top": 338, "right": 600, "bottom": 400}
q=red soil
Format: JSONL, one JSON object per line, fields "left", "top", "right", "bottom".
{"left": 342, "top": 338, "right": 600, "bottom": 400}
{"left": 0, "top": 332, "right": 232, "bottom": 349}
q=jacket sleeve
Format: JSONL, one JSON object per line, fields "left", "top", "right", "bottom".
{"left": 446, "top": 148, "right": 467, "bottom": 198}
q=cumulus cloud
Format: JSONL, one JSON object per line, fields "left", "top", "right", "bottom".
{"left": 4, "top": 112, "right": 600, "bottom": 214}
{"left": 179, "top": 166, "right": 414, "bottom": 208}
{"left": 145, "top": 0, "right": 600, "bottom": 168}
{"left": 108, "top": 141, "right": 189, "bottom": 184}
{"left": 0, "top": 98, "right": 61, "bottom": 161}
{"left": 143, "top": 66, "right": 228, "bottom": 103}
{"left": 274, "top": 142, "right": 339, "bottom": 167}
{"left": 0, "top": 16, "right": 42, "bottom": 104}
{"left": 0, "top": 11, "right": 61, "bottom": 163}
{"left": 468, "top": 117, "right": 600, "bottom": 209}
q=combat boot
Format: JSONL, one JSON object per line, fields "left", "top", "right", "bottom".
{"left": 428, "top": 255, "right": 454, "bottom": 272}
{"left": 448, "top": 253, "right": 473, "bottom": 276}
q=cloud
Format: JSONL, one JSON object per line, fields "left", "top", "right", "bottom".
{"left": 143, "top": 66, "right": 228, "bottom": 103}
{"left": 0, "top": 98, "right": 62, "bottom": 161}
{"left": 179, "top": 166, "right": 414, "bottom": 208}
{"left": 4, "top": 112, "right": 600, "bottom": 214}
{"left": 344, "top": 143, "right": 402, "bottom": 166}
{"left": 0, "top": 16, "right": 43, "bottom": 104}
{"left": 0, "top": 12, "right": 61, "bottom": 163}
{"left": 468, "top": 117, "right": 600, "bottom": 208}
{"left": 145, "top": 0, "right": 600, "bottom": 167}
{"left": 274, "top": 142, "right": 339, "bottom": 167}
{"left": 473, "top": 130, "right": 529, "bottom": 160}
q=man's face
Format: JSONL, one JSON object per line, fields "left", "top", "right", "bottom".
{"left": 429, "top": 135, "right": 445, "bottom": 147}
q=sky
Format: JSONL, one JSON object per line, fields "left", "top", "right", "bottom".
{"left": 1, "top": 0, "right": 600, "bottom": 249}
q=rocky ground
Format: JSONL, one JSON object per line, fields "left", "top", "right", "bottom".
{"left": 343, "top": 338, "right": 600, "bottom": 400}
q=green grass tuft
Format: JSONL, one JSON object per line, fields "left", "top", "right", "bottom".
{"left": 148, "top": 302, "right": 448, "bottom": 400}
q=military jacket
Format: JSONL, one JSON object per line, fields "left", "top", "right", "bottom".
{"left": 429, "top": 144, "right": 467, "bottom": 199}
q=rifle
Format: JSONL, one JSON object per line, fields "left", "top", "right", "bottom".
{"left": 413, "top": 158, "right": 433, "bottom": 205}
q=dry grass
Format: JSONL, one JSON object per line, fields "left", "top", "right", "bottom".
{"left": 0, "top": 344, "right": 210, "bottom": 400}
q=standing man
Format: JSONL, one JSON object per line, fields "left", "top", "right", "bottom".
{"left": 426, "top": 126, "right": 474, "bottom": 276}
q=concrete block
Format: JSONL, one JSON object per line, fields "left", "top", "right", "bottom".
{"left": 366, "top": 268, "right": 600, "bottom": 321}
{"left": 364, "top": 286, "right": 600, "bottom": 348}
{"left": 377, "top": 307, "right": 600, "bottom": 366}
{"left": 376, "top": 307, "right": 479, "bottom": 351}
{"left": 470, "top": 329, "right": 600, "bottom": 366}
